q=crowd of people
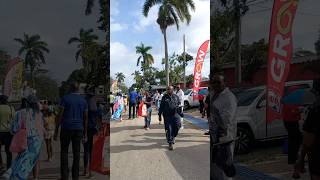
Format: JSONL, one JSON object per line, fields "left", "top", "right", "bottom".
{"left": 110, "top": 75, "right": 320, "bottom": 180}
{"left": 110, "top": 85, "right": 187, "bottom": 150}
{"left": 0, "top": 81, "right": 107, "bottom": 180}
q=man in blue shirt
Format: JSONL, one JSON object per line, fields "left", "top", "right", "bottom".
{"left": 54, "top": 81, "right": 88, "bottom": 180}
{"left": 129, "top": 88, "right": 138, "bottom": 119}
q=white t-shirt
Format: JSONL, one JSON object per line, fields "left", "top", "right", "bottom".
{"left": 176, "top": 89, "right": 184, "bottom": 107}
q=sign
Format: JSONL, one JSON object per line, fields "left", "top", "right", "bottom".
{"left": 3, "top": 58, "right": 24, "bottom": 102}
{"left": 111, "top": 80, "right": 118, "bottom": 94}
{"left": 193, "top": 40, "right": 210, "bottom": 99}
{"left": 267, "top": 0, "right": 299, "bottom": 122}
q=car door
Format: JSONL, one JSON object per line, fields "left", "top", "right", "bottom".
{"left": 254, "top": 93, "right": 268, "bottom": 139}
{"left": 267, "top": 83, "right": 311, "bottom": 138}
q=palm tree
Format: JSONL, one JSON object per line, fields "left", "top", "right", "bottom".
{"left": 14, "top": 33, "right": 50, "bottom": 87}
{"left": 85, "top": 0, "right": 95, "bottom": 15}
{"left": 68, "top": 28, "right": 98, "bottom": 72}
{"left": 143, "top": 0, "right": 195, "bottom": 86}
{"left": 115, "top": 72, "right": 125, "bottom": 84}
{"left": 135, "top": 43, "right": 154, "bottom": 73}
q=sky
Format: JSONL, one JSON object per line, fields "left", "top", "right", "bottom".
{"left": 110, "top": 0, "right": 211, "bottom": 87}
{"left": 0, "top": 0, "right": 104, "bottom": 84}
{"left": 240, "top": 0, "right": 320, "bottom": 51}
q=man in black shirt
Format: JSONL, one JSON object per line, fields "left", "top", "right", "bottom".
{"left": 294, "top": 79, "right": 320, "bottom": 180}
{"left": 159, "top": 86, "right": 181, "bottom": 150}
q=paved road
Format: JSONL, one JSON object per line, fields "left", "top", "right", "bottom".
{"left": 110, "top": 114, "right": 210, "bottom": 180}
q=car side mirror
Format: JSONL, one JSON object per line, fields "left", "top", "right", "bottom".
{"left": 257, "top": 100, "right": 266, "bottom": 109}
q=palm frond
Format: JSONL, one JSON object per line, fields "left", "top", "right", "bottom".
{"left": 85, "top": 0, "right": 95, "bottom": 15}
{"left": 137, "top": 56, "right": 142, "bottom": 66}
{"left": 75, "top": 50, "right": 81, "bottom": 62}
{"left": 68, "top": 37, "right": 80, "bottom": 44}
{"left": 143, "top": 0, "right": 162, "bottom": 17}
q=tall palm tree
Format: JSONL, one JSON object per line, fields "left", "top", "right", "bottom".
{"left": 115, "top": 72, "right": 125, "bottom": 84}
{"left": 143, "top": 0, "right": 195, "bottom": 86}
{"left": 14, "top": 33, "right": 50, "bottom": 87}
{"left": 135, "top": 43, "right": 154, "bottom": 73}
{"left": 68, "top": 28, "right": 98, "bottom": 71}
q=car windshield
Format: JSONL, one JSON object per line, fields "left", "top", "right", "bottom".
{"left": 184, "top": 89, "right": 192, "bottom": 95}
{"left": 236, "top": 89, "right": 263, "bottom": 106}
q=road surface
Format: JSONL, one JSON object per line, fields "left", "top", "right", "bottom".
{"left": 110, "top": 113, "right": 210, "bottom": 180}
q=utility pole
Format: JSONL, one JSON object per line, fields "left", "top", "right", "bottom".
{"left": 183, "top": 34, "right": 186, "bottom": 90}
{"left": 234, "top": 0, "right": 242, "bottom": 86}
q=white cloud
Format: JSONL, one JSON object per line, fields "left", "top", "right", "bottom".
{"left": 111, "top": 23, "right": 128, "bottom": 32}
{"left": 110, "top": 0, "right": 120, "bottom": 16}
{"left": 110, "top": 42, "right": 140, "bottom": 86}
{"left": 132, "top": 6, "right": 158, "bottom": 32}
{"left": 111, "top": 0, "right": 210, "bottom": 86}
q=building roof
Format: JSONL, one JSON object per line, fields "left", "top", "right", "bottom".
{"left": 221, "top": 55, "right": 319, "bottom": 69}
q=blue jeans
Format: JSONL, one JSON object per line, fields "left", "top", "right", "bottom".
{"left": 144, "top": 107, "right": 152, "bottom": 128}
{"left": 164, "top": 115, "right": 181, "bottom": 144}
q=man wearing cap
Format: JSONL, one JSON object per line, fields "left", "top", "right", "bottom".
{"left": 0, "top": 95, "right": 15, "bottom": 170}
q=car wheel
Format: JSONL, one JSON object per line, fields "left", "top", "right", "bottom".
{"left": 235, "top": 127, "right": 254, "bottom": 154}
{"left": 184, "top": 101, "right": 190, "bottom": 109}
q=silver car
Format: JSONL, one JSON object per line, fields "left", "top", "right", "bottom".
{"left": 234, "top": 80, "right": 313, "bottom": 154}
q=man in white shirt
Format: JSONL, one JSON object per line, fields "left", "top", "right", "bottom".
{"left": 175, "top": 85, "right": 185, "bottom": 129}
{"left": 210, "top": 75, "right": 237, "bottom": 180}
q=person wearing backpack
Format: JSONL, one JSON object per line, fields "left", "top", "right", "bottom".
{"left": 158, "top": 86, "right": 181, "bottom": 150}
{"left": 0, "top": 95, "right": 15, "bottom": 170}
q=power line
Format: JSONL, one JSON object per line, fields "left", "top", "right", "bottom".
{"left": 247, "top": 0, "right": 272, "bottom": 7}
{"left": 247, "top": 8, "right": 271, "bottom": 14}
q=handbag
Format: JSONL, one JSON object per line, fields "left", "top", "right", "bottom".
{"left": 141, "top": 104, "right": 147, "bottom": 117}
{"left": 138, "top": 101, "right": 144, "bottom": 117}
{"left": 9, "top": 111, "right": 28, "bottom": 153}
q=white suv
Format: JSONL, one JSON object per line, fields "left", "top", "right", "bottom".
{"left": 183, "top": 88, "right": 208, "bottom": 109}
{"left": 234, "top": 80, "right": 314, "bottom": 154}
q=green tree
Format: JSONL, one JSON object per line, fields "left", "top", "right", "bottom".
{"left": 210, "top": 9, "right": 235, "bottom": 73}
{"left": 34, "top": 74, "right": 59, "bottom": 101}
{"left": 132, "top": 71, "right": 143, "bottom": 89}
{"left": 222, "top": 39, "right": 268, "bottom": 82}
{"left": 143, "top": 0, "right": 195, "bottom": 86}
{"left": 115, "top": 72, "right": 125, "bottom": 84}
{"left": 135, "top": 43, "right": 154, "bottom": 73}
{"left": 59, "top": 68, "right": 87, "bottom": 97}
{"left": 68, "top": 28, "right": 98, "bottom": 71}
{"left": 14, "top": 34, "right": 50, "bottom": 87}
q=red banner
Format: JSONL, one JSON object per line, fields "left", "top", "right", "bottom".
{"left": 193, "top": 40, "right": 210, "bottom": 99}
{"left": 267, "top": 0, "right": 299, "bottom": 123}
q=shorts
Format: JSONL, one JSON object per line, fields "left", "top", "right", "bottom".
{"left": 45, "top": 130, "right": 54, "bottom": 139}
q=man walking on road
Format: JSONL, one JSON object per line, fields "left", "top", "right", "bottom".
{"left": 54, "top": 81, "right": 88, "bottom": 180}
{"left": 175, "top": 85, "right": 184, "bottom": 129}
{"left": 209, "top": 75, "right": 237, "bottom": 180}
{"left": 129, "top": 88, "right": 138, "bottom": 119}
{"left": 159, "top": 86, "right": 181, "bottom": 150}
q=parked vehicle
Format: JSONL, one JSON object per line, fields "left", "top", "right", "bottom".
{"left": 234, "top": 80, "right": 313, "bottom": 154}
{"left": 183, "top": 88, "right": 208, "bottom": 109}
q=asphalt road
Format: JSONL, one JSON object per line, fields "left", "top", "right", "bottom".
{"left": 110, "top": 114, "right": 210, "bottom": 180}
